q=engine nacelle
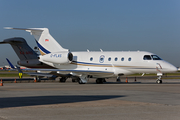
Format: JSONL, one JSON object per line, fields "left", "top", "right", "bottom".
{"left": 39, "top": 52, "right": 73, "bottom": 64}
{"left": 17, "top": 59, "right": 42, "bottom": 66}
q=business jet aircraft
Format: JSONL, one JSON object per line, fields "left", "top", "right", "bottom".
{"left": 5, "top": 27, "right": 177, "bottom": 84}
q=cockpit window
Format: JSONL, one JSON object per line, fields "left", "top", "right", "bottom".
{"left": 143, "top": 55, "right": 152, "bottom": 60}
{"left": 151, "top": 55, "right": 162, "bottom": 60}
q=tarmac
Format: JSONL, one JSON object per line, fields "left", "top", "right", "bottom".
{"left": 0, "top": 78, "right": 180, "bottom": 120}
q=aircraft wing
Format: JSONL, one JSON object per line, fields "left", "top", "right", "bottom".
{"left": 5, "top": 58, "right": 58, "bottom": 78}
{"left": 23, "top": 68, "right": 115, "bottom": 78}
{"left": 24, "top": 72, "right": 55, "bottom": 77}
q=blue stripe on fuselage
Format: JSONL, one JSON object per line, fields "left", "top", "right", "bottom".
{"left": 72, "top": 61, "right": 110, "bottom": 66}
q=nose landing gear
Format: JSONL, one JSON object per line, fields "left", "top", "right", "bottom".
{"left": 156, "top": 74, "right": 162, "bottom": 84}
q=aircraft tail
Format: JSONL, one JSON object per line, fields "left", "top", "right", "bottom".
{"left": 5, "top": 27, "right": 69, "bottom": 55}
{"left": 0, "top": 37, "right": 38, "bottom": 60}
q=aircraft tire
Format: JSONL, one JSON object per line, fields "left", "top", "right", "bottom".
{"left": 60, "top": 77, "right": 66, "bottom": 82}
{"left": 72, "top": 79, "right": 78, "bottom": 82}
{"left": 156, "top": 80, "right": 162, "bottom": 84}
{"left": 96, "top": 78, "right": 104, "bottom": 84}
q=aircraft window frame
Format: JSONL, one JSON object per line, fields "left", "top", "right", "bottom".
{"left": 115, "top": 57, "right": 118, "bottom": 61}
{"left": 143, "top": 55, "right": 152, "bottom": 60}
{"left": 90, "top": 57, "right": 93, "bottom": 61}
{"left": 128, "top": 57, "right": 132, "bottom": 61}
{"left": 108, "top": 57, "right": 111, "bottom": 61}
{"left": 151, "top": 55, "right": 162, "bottom": 60}
{"left": 121, "top": 57, "right": 124, "bottom": 61}
{"left": 99, "top": 55, "right": 105, "bottom": 63}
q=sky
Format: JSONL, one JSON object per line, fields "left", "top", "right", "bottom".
{"left": 0, "top": 0, "right": 180, "bottom": 66}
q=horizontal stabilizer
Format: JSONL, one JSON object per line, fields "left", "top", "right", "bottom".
{"left": 4, "top": 27, "right": 44, "bottom": 32}
{"left": 5, "top": 27, "right": 69, "bottom": 55}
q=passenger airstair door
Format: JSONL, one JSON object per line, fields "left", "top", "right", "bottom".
{"left": 156, "top": 63, "right": 162, "bottom": 73}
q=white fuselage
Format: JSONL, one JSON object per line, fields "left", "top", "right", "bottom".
{"left": 40, "top": 51, "right": 177, "bottom": 78}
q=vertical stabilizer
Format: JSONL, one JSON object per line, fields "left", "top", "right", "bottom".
{"left": 6, "top": 58, "right": 15, "bottom": 69}
{"left": 0, "top": 37, "right": 38, "bottom": 60}
{"left": 5, "top": 27, "right": 69, "bottom": 55}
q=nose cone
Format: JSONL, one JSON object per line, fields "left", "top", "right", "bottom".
{"left": 170, "top": 65, "right": 178, "bottom": 72}
{"left": 169, "top": 64, "right": 178, "bottom": 72}
{"left": 162, "top": 61, "right": 177, "bottom": 73}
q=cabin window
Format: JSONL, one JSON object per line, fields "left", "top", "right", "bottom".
{"left": 108, "top": 57, "right": 111, "bottom": 61}
{"left": 100, "top": 58, "right": 103, "bottom": 61}
{"left": 90, "top": 57, "right": 93, "bottom": 61}
{"left": 128, "top": 57, "right": 132, "bottom": 61}
{"left": 99, "top": 55, "right": 105, "bottom": 63}
{"left": 121, "top": 57, "right": 124, "bottom": 61}
{"left": 151, "top": 55, "right": 162, "bottom": 60}
{"left": 115, "top": 57, "right": 118, "bottom": 61}
{"left": 143, "top": 55, "right": 152, "bottom": 60}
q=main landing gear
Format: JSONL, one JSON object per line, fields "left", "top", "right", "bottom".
{"left": 59, "top": 77, "right": 67, "bottom": 82}
{"left": 96, "top": 78, "right": 106, "bottom": 84}
{"left": 116, "top": 76, "right": 121, "bottom": 82}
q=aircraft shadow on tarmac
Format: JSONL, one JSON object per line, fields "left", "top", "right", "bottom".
{"left": 0, "top": 95, "right": 124, "bottom": 108}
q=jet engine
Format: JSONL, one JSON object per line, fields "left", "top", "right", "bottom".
{"left": 39, "top": 52, "right": 73, "bottom": 64}
{"left": 17, "top": 59, "right": 43, "bottom": 67}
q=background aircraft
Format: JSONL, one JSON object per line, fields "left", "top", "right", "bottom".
{"left": 0, "top": 37, "right": 74, "bottom": 82}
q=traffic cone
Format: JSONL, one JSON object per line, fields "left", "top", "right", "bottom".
{"left": 126, "top": 77, "right": 128, "bottom": 83}
{"left": 134, "top": 77, "right": 136, "bottom": 82}
{"left": 14, "top": 79, "right": 17, "bottom": 83}
{"left": 1, "top": 79, "right": 3, "bottom": 86}
{"left": 34, "top": 78, "right": 37, "bottom": 83}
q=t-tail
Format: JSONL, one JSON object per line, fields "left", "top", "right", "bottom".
{"left": 5, "top": 27, "right": 69, "bottom": 55}
{"left": 0, "top": 37, "right": 38, "bottom": 60}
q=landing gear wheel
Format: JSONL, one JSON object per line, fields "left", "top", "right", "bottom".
{"left": 96, "top": 78, "right": 104, "bottom": 84}
{"left": 156, "top": 80, "right": 162, "bottom": 84}
{"left": 59, "top": 77, "right": 66, "bottom": 82}
{"left": 156, "top": 74, "right": 162, "bottom": 84}
{"left": 72, "top": 79, "right": 77, "bottom": 82}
